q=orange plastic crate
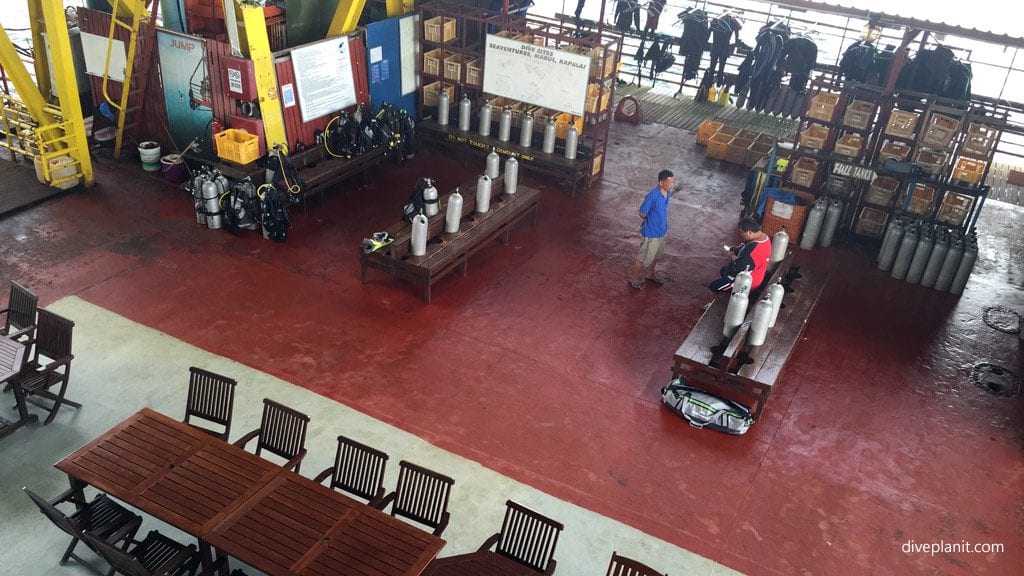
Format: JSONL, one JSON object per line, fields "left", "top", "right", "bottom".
{"left": 834, "top": 133, "right": 864, "bottom": 158}
{"left": 951, "top": 156, "right": 987, "bottom": 185}
{"left": 877, "top": 140, "right": 911, "bottom": 163}
{"left": 906, "top": 184, "right": 936, "bottom": 216}
{"left": 726, "top": 136, "right": 754, "bottom": 165}
{"left": 798, "top": 124, "right": 830, "bottom": 151}
{"left": 806, "top": 92, "right": 840, "bottom": 122}
{"left": 706, "top": 132, "right": 732, "bottom": 160}
{"left": 696, "top": 120, "right": 723, "bottom": 145}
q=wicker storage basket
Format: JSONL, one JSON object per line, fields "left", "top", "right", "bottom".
{"left": 920, "top": 112, "right": 961, "bottom": 148}
{"left": 799, "top": 124, "right": 830, "bottom": 151}
{"left": 884, "top": 109, "right": 920, "bottom": 138}
{"left": 707, "top": 132, "right": 732, "bottom": 160}
{"left": 807, "top": 92, "right": 840, "bottom": 122}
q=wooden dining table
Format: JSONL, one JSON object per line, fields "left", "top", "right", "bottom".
{"left": 55, "top": 408, "right": 445, "bottom": 576}
{"left": 0, "top": 336, "right": 32, "bottom": 440}
{"left": 422, "top": 551, "right": 541, "bottom": 576}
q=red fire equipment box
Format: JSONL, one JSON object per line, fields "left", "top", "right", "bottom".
{"left": 221, "top": 55, "right": 258, "bottom": 101}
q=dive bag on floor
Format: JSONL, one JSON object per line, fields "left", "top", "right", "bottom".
{"left": 661, "top": 378, "right": 753, "bottom": 435}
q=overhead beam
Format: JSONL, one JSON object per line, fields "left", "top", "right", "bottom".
{"left": 327, "top": 0, "right": 367, "bottom": 37}
{"left": 0, "top": 23, "right": 54, "bottom": 125}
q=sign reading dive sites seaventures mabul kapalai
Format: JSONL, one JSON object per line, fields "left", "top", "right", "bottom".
{"left": 482, "top": 34, "right": 591, "bottom": 117}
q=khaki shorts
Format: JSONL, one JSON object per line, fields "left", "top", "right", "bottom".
{"left": 636, "top": 236, "right": 666, "bottom": 267}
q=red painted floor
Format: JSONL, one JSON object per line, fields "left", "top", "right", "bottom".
{"left": 1, "top": 123, "right": 1022, "bottom": 575}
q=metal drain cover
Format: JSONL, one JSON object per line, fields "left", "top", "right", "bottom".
{"left": 982, "top": 306, "right": 1022, "bottom": 335}
{"left": 971, "top": 363, "right": 1019, "bottom": 398}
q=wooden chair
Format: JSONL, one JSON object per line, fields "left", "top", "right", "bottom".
{"left": 0, "top": 280, "right": 37, "bottom": 341}
{"left": 83, "top": 530, "right": 200, "bottom": 576}
{"left": 1, "top": 281, "right": 37, "bottom": 392}
{"left": 183, "top": 367, "right": 237, "bottom": 441}
{"left": 13, "top": 309, "right": 79, "bottom": 424}
{"left": 605, "top": 551, "right": 668, "bottom": 576}
{"left": 479, "top": 500, "right": 564, "bottom": 575}
{"left": 314, "top": 435, "right": 389, "bottom": 505}
{"left": 376, "top": 460, "right": 454, "bottom": 536}
{"left": 23, "top": 487, "right": 142, "bottom": 576}
{"left": 234, "top": 398, "right": 310, "bottom": 472}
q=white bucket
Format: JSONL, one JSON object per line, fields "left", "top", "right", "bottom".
{"left": 138, "top": 141, "right": 161, "bottom": 172}
{"left": 33, "top": 155, "right": 80, "bottom": 189}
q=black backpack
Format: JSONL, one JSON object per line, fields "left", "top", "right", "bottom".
{"left": 260, "top": 187, "right": 290, "bottom": 243}
{"left": 402, "top": 178, "right": 429, "bottom": 223}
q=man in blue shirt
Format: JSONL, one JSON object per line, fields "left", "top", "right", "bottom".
{"left": 628, "top": 169, "right": 675, "bottom": 289}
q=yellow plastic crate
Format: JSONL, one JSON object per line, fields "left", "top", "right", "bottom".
{"left": 214, "top": 129, "right": 260, "bottom": 165}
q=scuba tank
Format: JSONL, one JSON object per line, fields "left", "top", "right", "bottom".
{"left": 458, "top": 95, "right": 472, "bottom": 131}
{"left": 949, "top": 234, "right": 978, "bottom": 295}
{"left": 485, "top": 148, "right": 500, "bottom": 179}
{"left": 519, "top": 112, "right": 534, "bottom": 148}
{"left": 445, "top": 188, "right": 463, "bottom": 233}
{"left": 498, "top": 106, "right": 512, "bottom": 141}
{"left": 733, "top": 269, "right": 753, "bottom": 295}
{"left": 748, "top": 298, "right": 774, "bottom": 346}
{"left": 476, "top": 175, "right": 492, "bottom": 213}
{"left": 423, "top": 178, "right": 439, "bottom": 217}
{"left": 905, "top": 225, "right": 934, "bottom": 284}
{"left": 192, "top": 170, "right": 208, "bottom": 225}
{"left": 479, "top": 104, "right": 491, "bottom": 137}
{"left": 437, "top": 90, "right": 450, "bottom": 126}
{"left": 920, "top": 228, "right": 949, "bottom": 288}
{"left": 766, "top": 282, "right": 785, "bottom": 328}
{"left": 504, "top": 157, "right": 518, "bottom": 196}
{"left": 877, "top": 217, "right": 903, "bottom": 270}
{"left": 723, "top": 292, "right": 749, "bottom": 338}
{"left": 769, "top": 228, "right": 789, "bottom": 267}
{"left": 935, "top": 234, "right": 964, "bottom": 292}
{"left": 202, "top": 178, "right": 222, "bottom": 230}
{"left": 411, "top": 214, "right": 428, "bottom": 257}
{"left": 542, "top": 118, "right": 556, "bottom": 154}
{"left": 818, "top": 198, "right": 843, "bottom": 247}
{"left": 890, "top": 221, "right": 918, "bottom": 280}
{"left": 799, "top": 200, "right": 826, "bottom": 250}
{"left": 565, "top": 123, "right": 579, "bottom": 160}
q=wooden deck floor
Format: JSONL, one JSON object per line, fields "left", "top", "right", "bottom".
{"left": 0, "top": 158, "right": 70, "bottom": 217}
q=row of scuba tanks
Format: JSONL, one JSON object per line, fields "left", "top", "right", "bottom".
{"left": 722, "top": 232, "right": 791, "bottom": 345}
{"left": 436, "top": 92, "right": 580, "bottom": 161}
{"left": 799, "top": 196, "right": 844, "bottom": 250}
{"left": 877, "top": 218, "right": 977, "bottom": 295}
{"left": 184, "top": 167, "right": 290, "bottom": 243}
{"left": 409, "top": 149, "right": 520, "bottom": 257}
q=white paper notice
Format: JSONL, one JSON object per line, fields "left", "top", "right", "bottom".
{"left": 482, "top": 34, "right": 590, "bottom": 116}
{"left": 370, "top": 46, "right": 383, "bottom": 63}
{"left": 290, "top": 37, "right": 358, "bottom": 123}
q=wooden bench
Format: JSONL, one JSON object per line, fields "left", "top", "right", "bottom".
{"left": 672, "top": 253, "right": 829, "bottom": 422}
{"left": 418, "top": 120, "right": 595, "bottom": 195}
{"left": 360, "top": 175, "right": 540, "bottom": 303}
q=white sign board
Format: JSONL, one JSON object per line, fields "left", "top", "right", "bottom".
{"left": 482, "top": 34, "right": 590, "bottom": 116}
{"left": 80, "top": 31, "right": 126, "bottom": 82}
{"left": 290, "top": 37, "right": 358, "bottom": 123}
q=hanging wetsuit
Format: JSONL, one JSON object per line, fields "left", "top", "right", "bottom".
{"left": 839, "top": 41, "right": 877, "bottom": 83}
{"left": 574, "top": 0, "right": 586, "bottom": 20}
{"left": 743, "top": 22, "right": 789, "bottom": 111}
{"left": 615, "top": 0, "right": 640, "bottom": 32}
{"left": 708, "top": 13, "right": 742, "bottom": 85}
{"left": 678, "top": 10, "right": 710, "bottom": 81}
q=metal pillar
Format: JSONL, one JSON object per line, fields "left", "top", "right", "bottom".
{"left": 234, "top": 1, "right": 287, "bottom": 150}
{"left": 327, "top": 0, "right": 368, "bottom": 36}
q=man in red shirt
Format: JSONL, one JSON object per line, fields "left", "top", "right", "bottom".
{"left": 708, "top": 217, "right": 772, "bottom": 293}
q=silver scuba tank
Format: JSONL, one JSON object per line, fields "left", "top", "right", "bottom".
{"left": 542, "top": 118, "right": 556, "bottom": 154}
{"left": 485, "top": 148, "right": 500, "bottom": 179}
{"left": 445, "top": 189, "right": 463, "bottom": 234}
{"left": 458, "top": 96, "right": 471, "bottom": 131}
{"left": 202, "top": 178, "right": 222, "bottom": 230}
{"left": 723, "top": 292, "right": 749, "bottom": 338}
{"left": 769, "top": 228, "right": 789, "bottom": 267}
{"left": 504, "top": 157, "right": 518, "bottom": 196}
{"left": 799, "top": 200, "right": 826, "bottom": 250}
{"left": 920, "top": 228, "right": 949, "bottom": 288}
{"left": 732, "top": 269, "right": 753, "bottom": 295}
{"left": 564, "top": 123, "right": 578, "bottom": 160}
{"left": 476, "top": 175, "right": 491, "bottom": 213}
{"left": 423, "top": 178, "right": 439, "bottom": 217}
{"left": 519, "top": 112, "right": 533, "bottom": 148}
{"left": 479, "top": 104, "right": 491, "bottom": 137}
{"left": 766, "top": 282, "right": 785, "bottom": 328}
{"left": 192, "top": 172, "right": 207, "bottom": 225}
{"left": 877, "top": 218, "right": 903, "bottom": 271}
{"left": 905, "top": 225, "right": 934, "bottom": 284}
{"left": 437, "top": 90, "right": 450, "bottom": 126}
{"left": 498, "top": 107, "right": 512, "bottom": 141}
{"left": 819, "top": 198, "right": 842, "bottom": 247}
{"left": 411, "top": 214, "right": 428, "bottom": 257}
{"left": 890, "top": 221, "right": 918, "bottom": 280}
{"left": 748, "top": 298, "right": 774, "bottom": 347}
{"left": 935, "top": 234, "right": 964, "bottom": 291}
{"left": 949, "top": 235, "right": 978, "bottom": 295}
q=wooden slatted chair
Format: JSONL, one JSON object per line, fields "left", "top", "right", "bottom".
{"left": 479, "top": 500, "right": 564, "bottom": 575}
{"left": 23, "top": 487, "right": 142, "bottom": 576}
{"left": 234, "top": 398, "right": 310, "bottom": 472}
{"left": 183, "top": 367, "right": 237, "bottom": 441}
{"left": 1, "top": 281, "right": 38, "bottom": 392}
{"left": 314, "top": 435, "right": 389, "bottom": 505}
{"left": 83, "top": 530, "right": 200, "bottom": 576}
{"left": 376, "top": 460, "right": 454, "bottom": 536}
{"left": 605, "top": 551, "right": 668, "bottom": 576}
{"left": 13, "top": 309, "right": 79, "bottom": 424}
